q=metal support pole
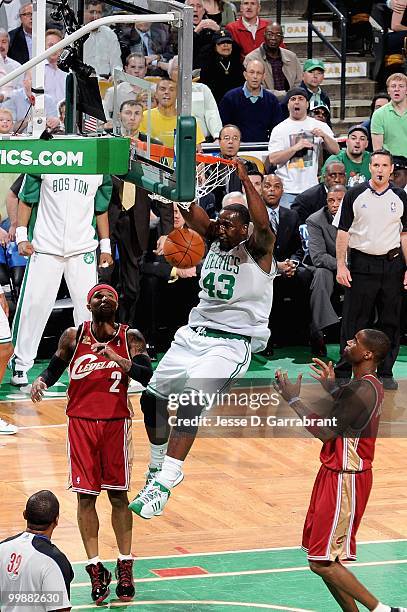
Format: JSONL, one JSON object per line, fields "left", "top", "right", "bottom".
{"left": 307, "top": 0, "right": 313, "bottom": 60}
{"left": 340, "top": 16, "right": 346, "bottom": 121}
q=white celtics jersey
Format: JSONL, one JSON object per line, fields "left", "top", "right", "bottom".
{"left": 189, "top": 240, "right": 276, "bottom": 352}
{"left": 19, "top": 174, "right": 111, "bottom": 257}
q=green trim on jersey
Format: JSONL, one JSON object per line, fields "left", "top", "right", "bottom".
{"left": 94, "top": 174, "right": 112, "bottom": 213}
{"left": 18, "top": 174, "right": 41, "bottom": 205}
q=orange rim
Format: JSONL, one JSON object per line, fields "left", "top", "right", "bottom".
{"left": 132, "top": 138, "right": 237, "bottom": 166}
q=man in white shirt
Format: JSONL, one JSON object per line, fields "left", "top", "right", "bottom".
{"left": 83, "top": 0, "right": 122, "bottom": 77}
{"left": 44, "top": 29, "right": 67, "bottom": 108}
{"left": 4, "top": 70, "right": 59, "bottom": 133}
{"left": 168, "top": 55, "right": 222, "bottom": 140}
{"left": 268, "top": 87, "right": 339, "bottom": 208}
{"left": 0, "top": 27, "right": 23, "bottom": 100}
{"left": 103, "top": 53, "right": 151, "bottom": 126}
{"left": 0, "top": 490, "right": 73, "bottom": 611}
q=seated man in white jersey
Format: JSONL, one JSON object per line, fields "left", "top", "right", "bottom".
{"left": 30, "top": 284, "right": 153, "bottom": 604}
{"left": 0, "top": 490, "right": 73, "bottom": 612}
{"left": 129, "top": 159, "right": 277, "bottom": 519}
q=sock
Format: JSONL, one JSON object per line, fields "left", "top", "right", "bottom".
{"left": 156, "top": 455, "right": 184, "bottom": 489}
{"left": 118, "top": 554, "right": 133, "bottom": 561}
{"left": 372, "top": 604, "right": 391, "bottom": 612}
{"left": 149, "top": 442, "right": 168, "bottom": 470}
{"left": 87, "top": 556, "right": 100, "bottom": 565}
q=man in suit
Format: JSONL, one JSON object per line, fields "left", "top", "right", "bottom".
{"left": 306, "top": 184, "right": 347, "bottom": 356}
{"left": 261, "top": 173, "right": 312, "bottom": 353}
{"left": 8, "top": 2, "right": 31, "bottom": 65}
{"left": 291, "top": 160, "right": 346, "bottom": 224}
{"left": 212, "top": 124, "right": 257, "bottom": 211}
{"left": 101, "top": 103, "right": 173, "bottom": 329}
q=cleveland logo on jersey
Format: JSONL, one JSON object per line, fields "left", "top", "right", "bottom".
{"left": 71, "top": 354, "right": 119, "bottom": 379}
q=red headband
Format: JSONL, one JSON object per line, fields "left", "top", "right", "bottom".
{"left": 87, "top": 284, "right": 119, "bottom": 304}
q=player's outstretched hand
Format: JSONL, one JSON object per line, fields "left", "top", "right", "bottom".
{"left": 99, "top": 253, "right": 114, "bottom": 268}
{"left": 18, "top": 240, "right": 34, "bottom": 256}
{"left": 31, "top": 377, "right": 48, "bottom": 403}
{"left": 274, "top": 369, "right": 303, "bottom": 403}
{"left": 309, "top": 358, "right": 336, "bottom": 393}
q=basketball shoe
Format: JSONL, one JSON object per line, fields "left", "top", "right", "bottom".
{"left": 10, "top": 370, "right": 28, "bottom": 386}
{"left": 115, "top": 559, "right": 135, "bottom": 601}
{"left": 129, "top": 480, "right": 171, "bottom": 519}
{"left": 391, "top": 607, "right": 407, "bottom": 611}
{"left": 0, "top": 418, "right": 17, "bottom": 435}
{"left": 85, "top": 562, "right": 111, "bottom": 604}
{"left": 129, "top": 467, "right": 184, "bottom": 517}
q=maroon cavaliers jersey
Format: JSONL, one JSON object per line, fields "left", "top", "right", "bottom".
{"left": 67, "top": 321, "right": 131, "bottom": 419}
{"left": 320, "top": 374, "right": 384, "bottom": 472}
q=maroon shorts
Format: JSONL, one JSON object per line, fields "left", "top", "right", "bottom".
{"left": 67, "top": 417, "right": 133, "bottom": 495}
{"left": 302, "top": 464, "right": 372, "bottom": 562}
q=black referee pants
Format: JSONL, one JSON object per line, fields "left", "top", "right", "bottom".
{"left": 335, "top": 250, "right": 404, "bottom": 379}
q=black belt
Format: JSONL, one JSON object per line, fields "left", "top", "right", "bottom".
{"left": 351, "top": 247, "right": 401, "bottom": 261}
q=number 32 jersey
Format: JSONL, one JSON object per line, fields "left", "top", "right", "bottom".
{"left": 189, "top": 240, "right": 276, "bottom": 353}
{"left": 67, "top": 321, "right": 131, "bottom": 419}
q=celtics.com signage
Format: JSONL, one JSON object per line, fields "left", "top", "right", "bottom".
{"left": 0, "top": 137, "right": 130, "bottom": 174}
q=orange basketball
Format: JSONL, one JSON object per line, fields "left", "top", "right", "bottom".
{"left": 163, "top": 227, "right": 205, "bottom": 269}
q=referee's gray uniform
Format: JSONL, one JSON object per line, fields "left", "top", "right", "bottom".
{"left": 0, "top": 531, "right": 73, "bottom": 611}
{"left": 335, "top": 180, "right": 407, "bottom": 379}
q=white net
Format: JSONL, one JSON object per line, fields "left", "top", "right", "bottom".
{"left": 149, "top": 157, "right": 236, "bottom": 210}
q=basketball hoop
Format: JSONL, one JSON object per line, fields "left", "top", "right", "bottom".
{"left": 131, "top": 140, "right": 237, "bottom": 209}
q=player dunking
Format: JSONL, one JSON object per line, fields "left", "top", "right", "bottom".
{"left": 129, "top": 159, "right": 276, "bottom": 519}
{"left": 275, "top": 329, "right": 406, "bottom": 612}
{"left": 30, "top": 284, "right": 153, "bottom": 604}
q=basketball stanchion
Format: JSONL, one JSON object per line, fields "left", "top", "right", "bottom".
{"left": 131, "top": 139, "right": 237, "bottom": 209}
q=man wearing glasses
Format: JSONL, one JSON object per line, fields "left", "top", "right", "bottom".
{"left": 8, "top": 3, "right": 32, "bottom": 65}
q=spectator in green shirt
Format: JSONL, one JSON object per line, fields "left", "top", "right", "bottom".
{"left": 371, "top": 72, "right": 407, "bottom": 156}
{"left": 321, "top": 125, "right": 371, "bottom": 187}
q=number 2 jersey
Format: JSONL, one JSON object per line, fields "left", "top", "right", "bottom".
{"left": 188, "top": 240, "right": 276, "bottom": 353}
{"left": 66, "top": 320, "right": 131, "bottom": 420}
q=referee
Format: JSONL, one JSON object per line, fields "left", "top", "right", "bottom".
{"left": 335, "top": 149, "right": 407, "bottom": 389}
{"left": 0, "top": 490, "right": 73, "bottom": 612}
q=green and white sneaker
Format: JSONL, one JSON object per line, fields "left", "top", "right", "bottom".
{"left": 129, "top": 481, "right": 171, "bottom": 519}
{"left": 0, "top": 418, "right": 17, "bottom": 435}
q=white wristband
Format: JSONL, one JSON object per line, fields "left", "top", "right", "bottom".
{"left": 288, "top": 396, "right": 300, "bottom": 405}
{"left": 0, "top": 285, "right": 4, "bottom": 295}
{"left": 16, "top": 226, "right": 28, "bottom": 244}
{"left": 99, "top": 238, "right": 111, "bottom": 254}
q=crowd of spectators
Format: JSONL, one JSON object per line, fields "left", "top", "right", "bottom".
{"left": 0, "top": 0, "right": 406, "bottom": 402}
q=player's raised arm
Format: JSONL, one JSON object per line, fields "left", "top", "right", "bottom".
{"left": 178, "top": 202, "right": 219, "bottom": 241}
{"left": 31, "top": 327, "right": 78, "bottom": 403}
{"left": 236, "top": 159, "right": 275, "bottom": 271}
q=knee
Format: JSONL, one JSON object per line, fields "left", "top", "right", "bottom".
{"left": 309, "top": 560, "right": 333, "bottom": 577}
{"left": 108, "top": 491, "right": 129, "bottom": 508}
{"left": 0, "top": 342, "right": 13, "bottom": 361}
{"left": 77, "top": 494, "right": 97, "bottom": 512}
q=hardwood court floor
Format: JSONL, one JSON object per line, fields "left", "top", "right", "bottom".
{"left": 1, "top": 383, "right": 407, "bottom": 563}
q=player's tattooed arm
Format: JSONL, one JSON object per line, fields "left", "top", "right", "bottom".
{"left": 92, "top": 329, "right": 153, "bottom": 385}
{"left": 31, "top": 327, "right": 77, "bottom": 403}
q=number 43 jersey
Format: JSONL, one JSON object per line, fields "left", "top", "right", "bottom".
{"left": 188, "top": 240, "right": 277, "bottom": 353}
{"left": 67, "top": 321, "right": 131, "bottom": 419}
